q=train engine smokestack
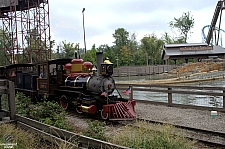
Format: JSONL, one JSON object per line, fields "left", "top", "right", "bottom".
{"left": 96, "top": 52, "right": 103, "bottom": 76}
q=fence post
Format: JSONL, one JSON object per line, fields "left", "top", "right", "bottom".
{"left": 118, "top": 69, "right": 120, "bottom": 81}
{"left": 0, "top": 94, "right": 1, "bottom": 121}
{"left": 168, "top": 88, "right": 172, "bottom": 106}
{"left": 0, "top": 95, "right": 1, "bottom": 110}
{"left": 8, "top": 81, "right": 16, "bottom": 120}
{"left": 223, "top": 90, "right": 225, "bottom": 112}
{"left": 129, "top": 85, "right": 133, "bottom": 100}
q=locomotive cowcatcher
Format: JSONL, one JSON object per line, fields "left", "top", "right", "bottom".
{"left": 1, "top": 52, "right": 136, "bottom": 120}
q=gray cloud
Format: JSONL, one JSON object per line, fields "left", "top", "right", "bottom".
{"left": 49, "top": 0, "right": 224, "bottom": 49}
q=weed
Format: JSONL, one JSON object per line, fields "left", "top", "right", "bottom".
{"left": 109, "top": 121, "right": 195, "bottom": 149}
{"left": 82, "top": 119, "right": 107, "bottom": 141}
{"left": 0, "top": 123, "right": 48, "bottom": 149}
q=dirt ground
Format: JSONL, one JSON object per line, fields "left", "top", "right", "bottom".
{"left": 170, "top": 62, "right": 224, "bottom": 76}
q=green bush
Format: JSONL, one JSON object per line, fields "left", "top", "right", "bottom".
{"left": 0, "top": 94, "right": 9, "bottom": 110}
{"left": 82, "top": 120, "right": 107, "bottom": 141}
{"left": 15, "top": 92, "right": 72, "bottom": 131}
{"left": 16, "top": 92, "right": 33, "bottom": 116}
{"left": 30, "top": 100, "right": 64, "bottom": 121}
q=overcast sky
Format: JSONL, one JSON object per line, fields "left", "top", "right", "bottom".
{"left": 49, "top": 0, "right": 223, "bottom": 50}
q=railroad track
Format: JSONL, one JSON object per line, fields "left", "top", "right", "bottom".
{"left": 137, "top": 118, "right": 225, "bottom": 148}
{"left": 0, "top": 113, "right": 130, "bottom": 149}
{"left": 65, "top": 109, "right": 122, "bottom": 126}
{"left": 65, "top": 109, "right": 225, "bottom": 148}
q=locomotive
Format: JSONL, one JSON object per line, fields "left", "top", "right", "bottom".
{"left": 0, "top": 52, "right": 136, "bottom": 120}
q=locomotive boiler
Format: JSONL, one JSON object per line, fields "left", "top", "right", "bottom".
{"left": 55, "top": 52, "right": 136, "bottom": 120}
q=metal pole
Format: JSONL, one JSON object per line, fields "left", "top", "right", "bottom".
{"left": 223, "top": 90, "right": 225, "bottom": 112}
{"left": 146, "top": 53, "right": 148, "bottom": 66}
{"left": 116, "top": 54, "right": 118, "bottom": 67}
{"left": 82, "top": 8, "right": 87, "bottom": 53}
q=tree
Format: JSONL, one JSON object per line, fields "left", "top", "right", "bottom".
{"left": 0, "top": 28, "right": 5, "bottom": 65}
{"left": 0, "top": 27, "right": 12, "bottom": 65}
{"left": 169, "top": 11, "right": 194, "bottom": 43}
{"left": 129, "top": 32, "right": 138, "bottom": 64}
{"left": 140, "top": 34, "right": 164, "bottom": 65}
{"left": 161, "top": 32, "right": 185, "bottom": 44}
{"left": 23, "top": 28, "right": 54, "bottom": 62}
{"left": 112, "top": 29, "right": 139, "bottom": 66}
{"left": 112, "top": 28, "right": 130, "bottom": 47}
{"left": 61, "top": 41, "right": 77, "bottom": 59}
{"left": 81, "top": 44, "right": 97, "bottom": 64}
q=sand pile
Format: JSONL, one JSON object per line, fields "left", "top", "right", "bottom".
{"left": 170, "top": 62, "right": 224, "bottom": 76}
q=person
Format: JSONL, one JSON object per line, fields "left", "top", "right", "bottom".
{"left": 39, "top": 72, "right": 44, "bottom": 78}
{"left": 39, "top": 68, "right": 44, "bottom": 78}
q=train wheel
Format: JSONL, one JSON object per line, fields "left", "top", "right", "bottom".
{"left": 76, "top": 107, "right": 83, "bottom": 114}
{"left": 60, "top": 95, "right": 68, "bottom": 110}
{"left": 101, "top": 110, "right": 109, "bottom": 120}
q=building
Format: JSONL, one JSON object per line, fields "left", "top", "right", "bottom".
{"left": 162, "top": 43, "right": 225, "bottom": 64}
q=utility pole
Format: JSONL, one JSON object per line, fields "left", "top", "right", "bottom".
{"left": 82, "top": 8, "right": 87, "bottom": 53}
{"left": 146, "top": 53, "right": 148, "bottom": 66}
{"left": 116, "top": 54, "right": 119, "bottom": 67}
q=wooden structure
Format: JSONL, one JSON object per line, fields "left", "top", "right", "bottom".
{"left": 117, "top": 84, "right": 225, "bottom": 112}
{"left": 113, "top": 64, "right": 180, "bottom": 77}
{"left": 0, "top": 80, "right": 16, "bottom": 120}
{"left": 162, "top": 43, "right": 225, "bottom": 64}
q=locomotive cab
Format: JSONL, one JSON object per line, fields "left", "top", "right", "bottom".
{"left": 37, "top": 59, "right": 72, "bottom": 97}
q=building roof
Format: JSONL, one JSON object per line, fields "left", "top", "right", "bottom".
{"left": 162, "top": 43, "right": 225, "bottom": 60}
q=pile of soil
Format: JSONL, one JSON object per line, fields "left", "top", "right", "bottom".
{"left": 170, "top": 62, "right": 224, "bottom": 76}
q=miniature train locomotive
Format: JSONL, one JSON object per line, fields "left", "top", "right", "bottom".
{"left": 0, "top": 52, "right": 136, "bottom": 120}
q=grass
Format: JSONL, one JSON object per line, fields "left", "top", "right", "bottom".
{"left": 108, "top": 120, "right": 196, "bottom": 149}
{"left": 1, "top": 92, "right": 196, "bottom": 148}
{"left": 0, "top": 123, "right": 43, "bottom": 149}
{"left": 0, "top": 121, "right": 196, "bottom": 149}
{"left": 0, "top": 123, "right": 79, "bottom": 149}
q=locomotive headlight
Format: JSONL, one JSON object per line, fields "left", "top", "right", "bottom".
{"left": 107, "top": 65, "right": 113, "bottom": 73}
{"left": 108, "top": 83, "right": 112, "bottom": 89}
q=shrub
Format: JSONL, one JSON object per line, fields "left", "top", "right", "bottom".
{"left": 15, "top": 92, "right": 72, "bottom": 131}
{"left": 30, "top": 100, "right": 64, "bottom": 121}
{"left": 0, "top": 94, "right": 9, "bottom": 110}
{"left": 82, "top": 120, "right": 107, "bottom": 141}
{"left": 16, "top": 92, "right": 33, "bottom": 116}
